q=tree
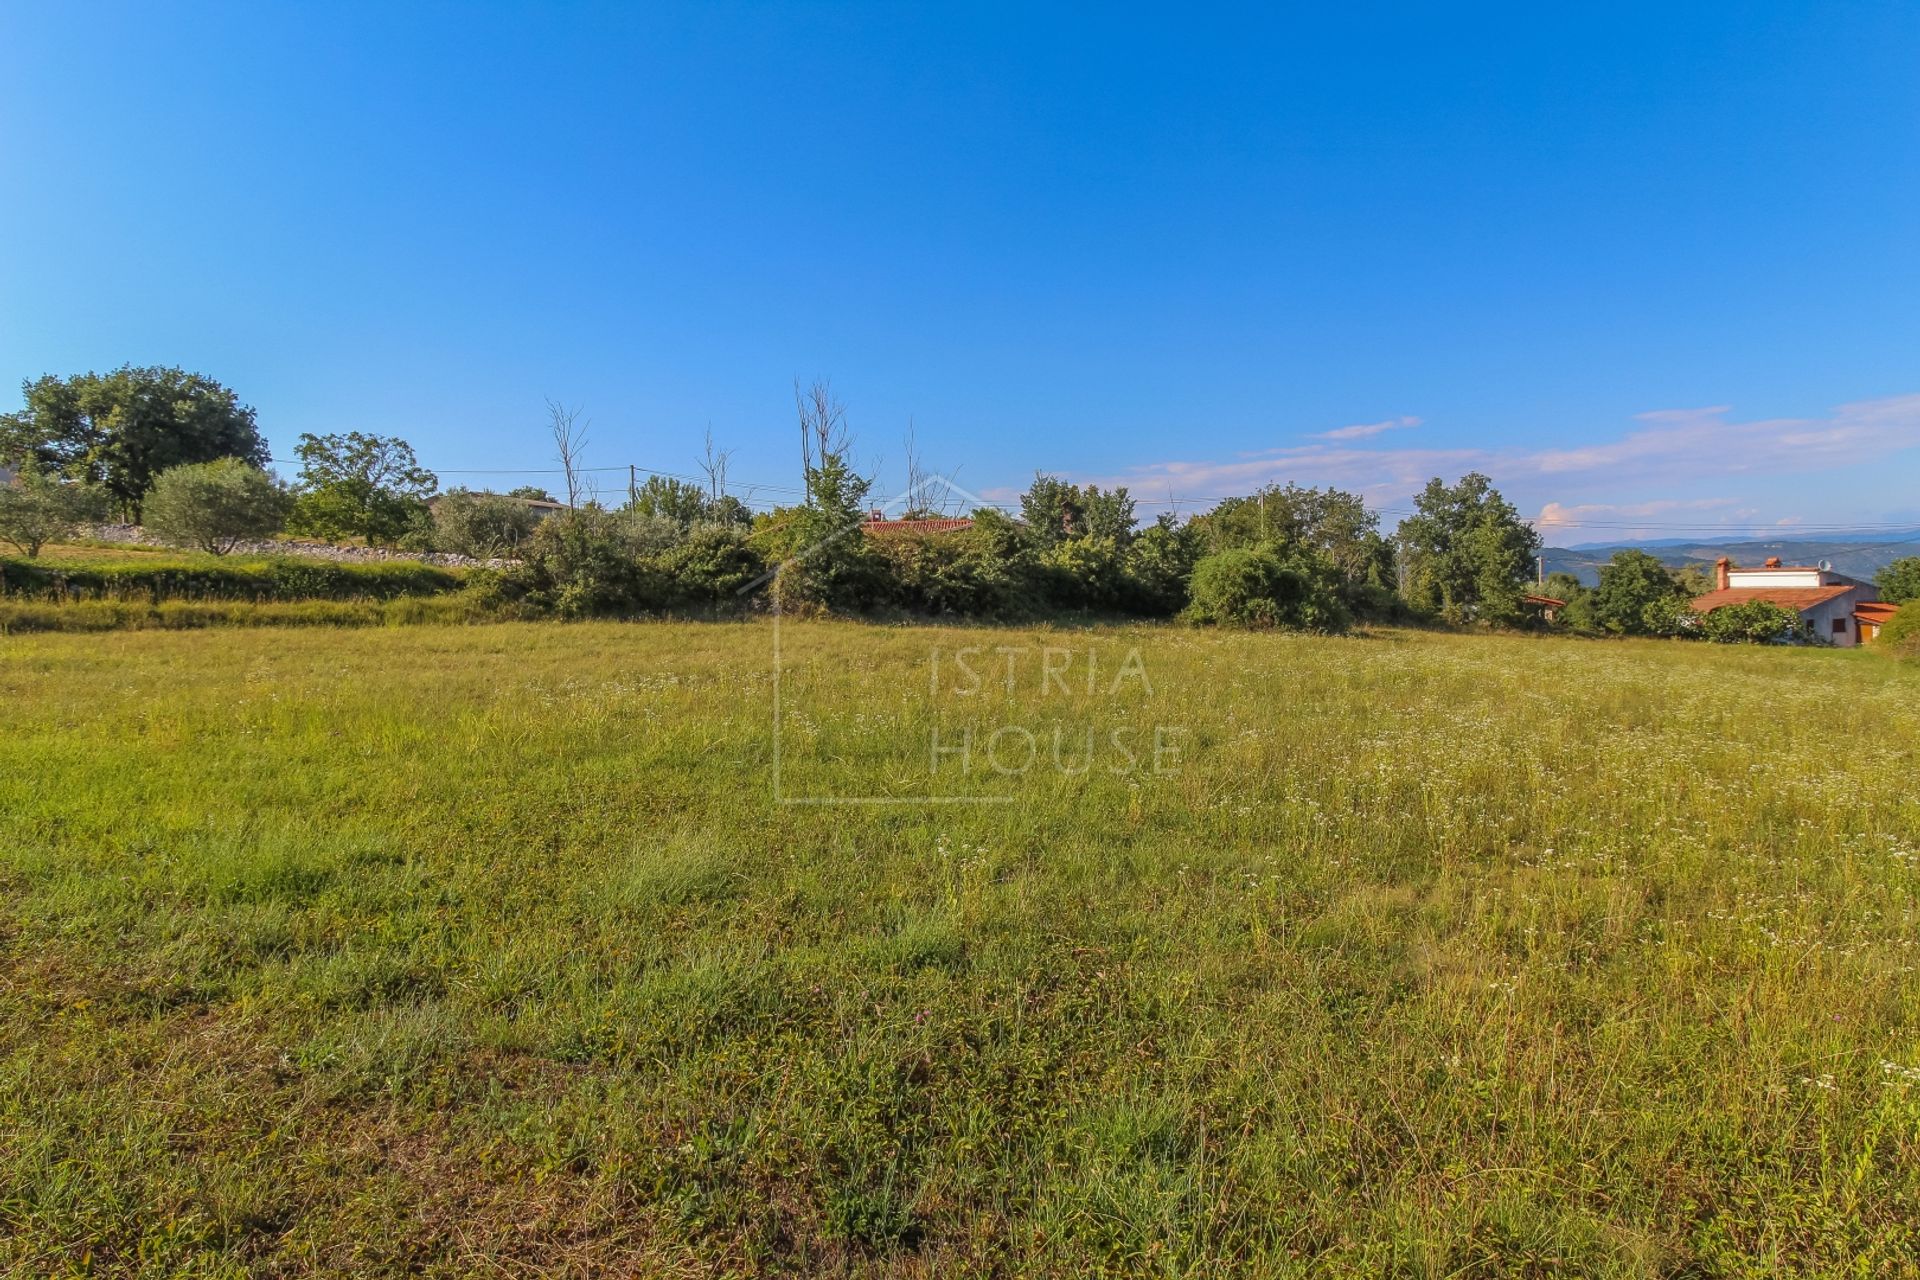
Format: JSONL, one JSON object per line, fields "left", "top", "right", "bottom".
{"left": 289, "top": 432, "right": 437, "bottom": 545}
{"left": 0, "top": 367, "right": 267, "bottom": 518}
{"left": 627, "top": 474, "right": 710, "bottom": 526}
{"left": 1878, "top": 556, "right": 1920, "bottom": 605}
{"left": 548, "top": 401, "right": 590, "bottom": 509}
{"left": 1194, "top": 484, "right": 1393, "bottom": 585}
{"left": 431, "top": 489, "right": 542, "bottom": 558}
{"left": 141, "top": 459, "right": 292, "bottom": 554}
{"left": 1018, "top": 475, "right": 1136, "bottom": 549}
{"left": 1590, "top": 549, "right": 1686, "bottom": 635}
{"left": 0, "top": 471, "right": 105, "bottom": 557}
{"left": 1394, "top": 473, "right": 1541, "bottom": 625}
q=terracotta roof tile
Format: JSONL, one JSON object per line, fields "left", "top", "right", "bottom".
{"left": 862, "top": 517, "right": 975, "bottom": 536}
{"left": 1690, "top": 585, "right": 1857, "bottom": 612}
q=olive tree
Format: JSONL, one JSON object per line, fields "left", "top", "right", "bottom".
{"left": 142, "top": 459, "right": 292, "bottom": 554}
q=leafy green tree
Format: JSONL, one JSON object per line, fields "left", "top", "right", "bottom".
{"left": 431, "top": 488, "right": 542, "bottom": 558}
{"left": 0, "top": 367, "right": 267, "bottom": 518}
{"left": 0, "top": 471, "right": 106, "bottom": 557}
{"left": 1018, "top": 475, "right": 1136, "bottom": 549}
{"left": 1590, "top": 549, "right": 1685, "bottom": 635}
{"left": 1194, "top": 484, "right": 1393, "bottom": 586}
{"left": 1125, "top": 513, "right": 1204, "bottom": 614}
{"left": 772, "top": 448, "right": 885, "bottom": 611}
{"left": 1877, "top": 556, "right": 1920, "bottom": 605}
{"left": 627, "top": 475, "right": 711, "bottom": 526}
{"left": 289, "top": 432, "right": 437, "bottom": 546}
{"left": 141, "top": 460, "right": 291, "bottom": 554}
{"left": 1394, "top": 473, "right": 1541, "bottom": 625}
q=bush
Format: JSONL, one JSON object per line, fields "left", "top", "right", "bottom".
{"left": 652, "top": 524, "right": 765, "bottom": 606}
{"left": 874, "top": 526, "right": 1016, "bottom": 617}
{"left": 0, "top": 472, "right": 106, "bottom": 557}
{"left": 1184, "top": 547, "right": 1350, "bottom": 631}
{"left": 142, "top": 459, "right": 292, "bottom": 554}
{"left": 1879, "top": 601, "right": 1920, "bottom": 656}
{"left": 431, "top": 489, "right": 542, "bottom": 559}
{"left": 0, "top": 555, "right": 461, "bottom": 602}
{"left": 503, "top": 508, "right": 669, "bottom": 617}
{"left": 1699, "top": 600, "right": 1806, "bottom": 644}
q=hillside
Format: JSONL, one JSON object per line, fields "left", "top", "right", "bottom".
{"left": 1542, "top": 529, "right": 1920, "bottom": 585}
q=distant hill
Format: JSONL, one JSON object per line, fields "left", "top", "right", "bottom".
{"left": 1541, "top": 530, "right": 1920, "bottom": 586}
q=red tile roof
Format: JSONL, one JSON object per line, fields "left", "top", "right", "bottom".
{"left": 1521, "top": 593, "right": 1565, "bottom": 608}
{"left": 1854, "top": 601, "right": 1902, "bottom": 622}
{"left": 862, "top": 517, "right": 975, "bottom": 536}
{"left": 1690, "top": 585, "right": 1857, "bottom": 613}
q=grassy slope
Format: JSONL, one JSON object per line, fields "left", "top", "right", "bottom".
{"left": 1, "top": 623, "right": 1917, "bottom": 1277}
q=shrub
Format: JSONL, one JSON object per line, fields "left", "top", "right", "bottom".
{"left": 142, "top": 459, "right": 292, "bottom": 554}
{"left": 504, "top": 508, "right": 668, "bottom": 617}
{"left": 0, "top": 471, "right": 106, "bottom": 557}
{"left": 0, "top": 555, "right": 460, "bottom": 602}
{"left": 1184, "top": 547, "right": 1350, "bottom": 631}
{"left": 652, "top": 524, "right": 765, "bottom": 606}
{"left": 1879, "top": 601, "right": 1920, "bottom": 656}
{"left": 1699, "top": 600, "right": 1806, "bottom": 644}
{"left": 874, "top": 526, "right": 1015, "bottom": 617}
{"left": 431, "top": 489, "right": 541, "bottom": 559}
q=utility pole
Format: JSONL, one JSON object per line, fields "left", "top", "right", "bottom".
{"left": 628, "top": 463, "right": 637, "bottom": 508}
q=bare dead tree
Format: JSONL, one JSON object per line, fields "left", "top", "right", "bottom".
{"left": 901, "top": 417, "right": 960, "bottom": 516}
{"left": 547, "top": 399, "right": 590, "bottom": 510}
{"left": 794, "top": 378, "right": 847, "bottom": 504}
{"left": 698, "top": 425, "right": 734, "bottom": 502}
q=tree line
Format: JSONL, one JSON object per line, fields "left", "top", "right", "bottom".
{"left": 4, "top": 366, "right": 1916, "bottom": 639}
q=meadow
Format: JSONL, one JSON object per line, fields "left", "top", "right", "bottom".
{"left": 1, "top": 621, "right": 1917, "bottom": 1277}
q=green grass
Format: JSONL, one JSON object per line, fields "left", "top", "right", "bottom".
{"left": 1, "top": 621, "right": 1917, "bottom": 1277}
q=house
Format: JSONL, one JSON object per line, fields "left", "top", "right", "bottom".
{"left": 1520, "top": 592, "right": 1565, "bottom": 622}
{"left": 1690, "top": 557, "right": 1880, "bottom": 647}
{"left": 1854, "top": 600, "right": 1903, "bottom": 644}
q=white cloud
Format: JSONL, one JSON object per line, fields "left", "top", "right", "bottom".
{"left": 1314, "top": 415, "right": 1422, "bottom": 442}
{"left": 1081, "top": 394, "right": 1920, "bottom": 525}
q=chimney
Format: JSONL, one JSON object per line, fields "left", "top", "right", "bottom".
{"left": 1715, "top": 557, "right": 1731, "bottom": 591}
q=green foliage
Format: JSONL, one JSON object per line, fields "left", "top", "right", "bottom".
{"left": 1184, "top": 546, "right": 1350, "bottom": 631}
{"left": 140, "top": 459, "right": 291, "bottom": 555}
{"left": 770, "top": 450, "right": 886, "bottom": 612}
{"left": 652, "top": 524, "right": 765, "bottom": 605}
{"left": 503, "top": 507, "right": 668, "bottom": 617}
{"left": 872, "top": 523, "right": 1016, "bottom": 617}
{"left": 1019, "top": 475, "right": 1136, "bottom": 550}
{"left": 0, "top": 366, "right": 268, "bottom": 518}
{"left": 430, "top": 488, "right": 542, "bottom": 559}
{"left": 0, "top": 554, "right": 460, "bottom": 603}
{"left": 1590, "top": 549, "right": 1687, "bottom": 635}
{"left": 1395, "top": 473, "right": 1541, "bottom": 625}
{"left": 627, "top": 474, "right": 711, "bottom": 526}
{"left": 1123, "top": 514, "right": 1204, "bottom": 615}
{"left": 1878, "top": 601, "right": 1920, "bottom": 655}
{"left": 0, "top": 471, "right": 106, "bottom": 557}
{"left": 1193, "top": 483, "right": 1394, "bottom": 588}
{"left": 1877, "top": 556, "right": 1920, "bottom": 605}
{"left": 289, "top": 431, "right": 438, "bottom": 546}
{"left": 1700, "top": 599, "right": 1806, "bottom": 644}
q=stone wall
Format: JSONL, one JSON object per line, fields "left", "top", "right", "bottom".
{"left": 83, "top": 524, "right": 514, "bottom": 569}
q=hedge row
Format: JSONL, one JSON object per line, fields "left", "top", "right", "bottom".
{"left": 0, "top": 556, "right": 464, "bottom": 603}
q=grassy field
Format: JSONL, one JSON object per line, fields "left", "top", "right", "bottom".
{"left": 2, "top": 622, "right": 1917, "bottom": 1277}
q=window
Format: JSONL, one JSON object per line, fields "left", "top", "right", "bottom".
{"left": 1832, "top": 616, "right": 1848, "bottom": 634}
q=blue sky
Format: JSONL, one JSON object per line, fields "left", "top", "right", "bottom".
{"left": 4, "top": 2, "right": 1918, "bottom": 540}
